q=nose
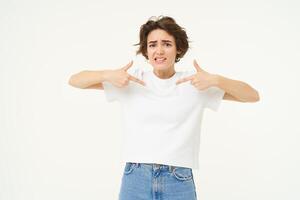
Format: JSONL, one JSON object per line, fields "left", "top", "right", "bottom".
{"left": 156, "top": 45, "right": 164, "bottom": 54}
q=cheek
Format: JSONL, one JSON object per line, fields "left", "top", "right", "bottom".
{"left": 167, "top": 50, "right": 177, "bottom": 60}
{"left": 168, "top": 48, "right": 177, "bottom": 55}
{"left": 146, "top": 50, "right": 154, "bottom": 59}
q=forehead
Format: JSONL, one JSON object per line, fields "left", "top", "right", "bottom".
{"left": 147, "top": 29, "right": 175, "bottom": 43}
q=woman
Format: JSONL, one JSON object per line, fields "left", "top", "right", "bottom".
{"left": 68, "top": 16, "right": 259, "bottom": 200}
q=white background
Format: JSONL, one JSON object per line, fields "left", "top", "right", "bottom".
{"left": 1, "top": 0, "right": 299, "bottom": 199}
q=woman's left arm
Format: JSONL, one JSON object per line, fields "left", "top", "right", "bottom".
{"left": 215, "top": 75, "right": 260, "bottom": 103}
{"left": 176, "top": 59, "right": 260, "bottom": 103}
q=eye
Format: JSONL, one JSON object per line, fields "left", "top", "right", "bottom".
{"left": 149, "top": 44, "right": 155, "bottom": 47}
{"left": 165, "top": 43, "right": 172, "bottom": 47}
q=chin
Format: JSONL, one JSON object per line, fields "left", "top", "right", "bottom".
{"left": 151, "top": 63, "right": 171, "bottom": 70}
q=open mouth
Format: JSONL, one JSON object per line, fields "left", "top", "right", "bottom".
{"left": 154, "top": 57, "right": 167, "bottom": 64}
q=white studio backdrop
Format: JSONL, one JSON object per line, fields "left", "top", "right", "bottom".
{"left": 1, "top": 0, "right": 299, "bottom": 199}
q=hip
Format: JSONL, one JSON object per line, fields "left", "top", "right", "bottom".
{"left": 119, "top": 162, "right": 198, "bottom": 200}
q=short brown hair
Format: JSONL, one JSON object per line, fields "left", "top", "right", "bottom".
{"left": 134, "top": 16, "right": 190, "bottom": 63}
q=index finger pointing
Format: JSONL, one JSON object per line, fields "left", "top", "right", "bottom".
{"left": 176, "top": 75, "right": 193, "bottom": 85}
{"left": 129, "top": 75, "right": 146, "bottom": 86}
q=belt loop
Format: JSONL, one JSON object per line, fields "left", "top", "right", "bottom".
{"left": 153, "top": 163, "right": 159, "bottom": 169}
{"left": 169, "top": 165, "right": 174, "bottom": 173}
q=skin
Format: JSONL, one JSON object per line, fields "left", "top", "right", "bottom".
{"left": 102, "top": 61, "right": 146, "bottom": 88}
{"left": 146, "top": 29, "right": 178, "bottom": 79}
{"left": 144, "top": 29, "right": 259, "bottom": 102}
{"left": 176, "top": 59, "right": 260, "bottom": 102}
{"left": 68, "top": 28, "right": 259, "bottom": 102}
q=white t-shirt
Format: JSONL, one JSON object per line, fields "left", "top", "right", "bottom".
{"left": 102, "top": 68, "right": 225, "bottom": 169}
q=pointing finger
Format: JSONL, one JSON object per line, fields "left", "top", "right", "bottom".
{"left": 176, "top": 75, "right": 194, "bottom": 85}
{"left": 129, "top": 75, "right": 146, "bottom": 86}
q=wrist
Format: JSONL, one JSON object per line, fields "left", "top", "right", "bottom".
{"left": 101, "top": 70, "right": 112, "bottom": 82}
{"left": 212, "top": 74, "right": 221, "bottom": 87}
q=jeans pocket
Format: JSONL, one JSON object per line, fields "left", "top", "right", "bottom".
{"left": 123, "top": 162, "right": 137, "bottom": 175}
{"left": 172, "top": 167, "right": 193, "bottom": 181}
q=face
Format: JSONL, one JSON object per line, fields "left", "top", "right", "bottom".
{"left": 146, "top": 29, "right": 179, "bottom": 72}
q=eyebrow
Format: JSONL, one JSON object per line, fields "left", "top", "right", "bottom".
{"left": 148, "top": 40, "right": 173, "bottom": 44}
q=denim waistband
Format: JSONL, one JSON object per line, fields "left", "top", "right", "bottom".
{"left": 127, "top": 162, "right": 177, "bottom": 173}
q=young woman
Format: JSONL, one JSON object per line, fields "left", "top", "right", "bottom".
{"left": 68, "top": 16, "right": 259, "bottom": 200}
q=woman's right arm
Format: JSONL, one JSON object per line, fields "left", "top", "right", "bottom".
{"left": 68, "top": 70, "right": 111, "bottom": 90}
{"left": 68, "top": 61, "right": 145, "bottom": 90}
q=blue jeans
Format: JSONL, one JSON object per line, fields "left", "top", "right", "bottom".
{"left": 119, "top": 162, "right": 198, "bottom": 200}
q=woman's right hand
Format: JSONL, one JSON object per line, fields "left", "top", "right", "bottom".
{"left": 105, "top": 61, "right": 146, "bottom": 88}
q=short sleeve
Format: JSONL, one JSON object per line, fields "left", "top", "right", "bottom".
{"left": 102, "top": 68, "right": 142, "bottom": 102}
{"left": 203, "top": 86, "right": 225, "bottom": 111}
{"left": 102, "top": 81, "right": 122, "bottom": 102}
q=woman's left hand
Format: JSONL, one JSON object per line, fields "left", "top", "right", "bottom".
{"left": 176, "top": 59, "right": 218, "bottom": 91}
